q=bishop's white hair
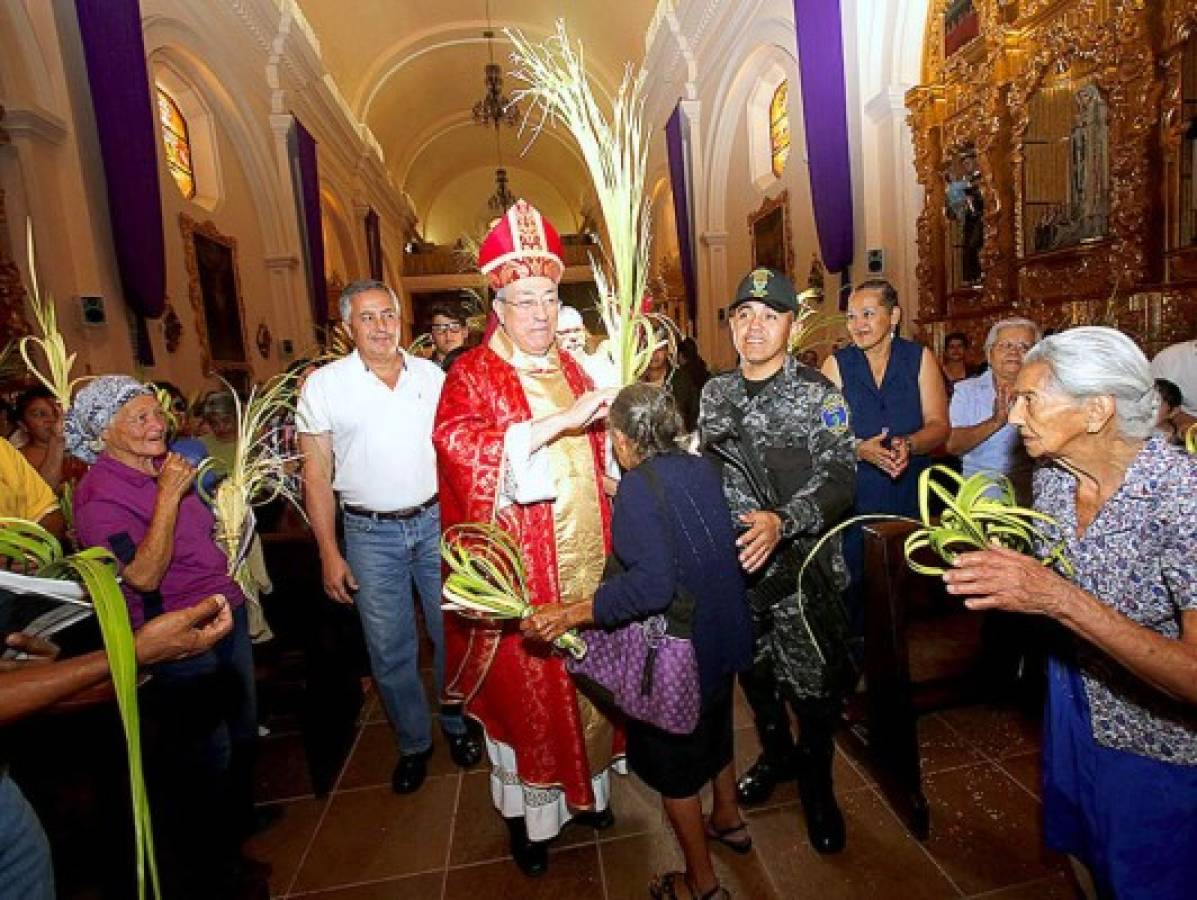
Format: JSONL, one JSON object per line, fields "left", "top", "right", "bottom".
{"left": 1023, "top": 326, "right": 1158, "bottom": 439}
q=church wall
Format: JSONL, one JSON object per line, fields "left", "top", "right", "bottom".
{"left": 0, "top": 0, "right": 413, "bottom": 395}
{"left": 641, "top": 0, "right": 917, "bottom": 370}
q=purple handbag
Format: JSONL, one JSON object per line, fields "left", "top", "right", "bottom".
{"left": 567, "top": 463, "right": 702, "bottom": 736}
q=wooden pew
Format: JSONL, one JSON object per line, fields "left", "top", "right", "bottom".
{"left": 846, "top": 520, "right": 986, "bottom": 839}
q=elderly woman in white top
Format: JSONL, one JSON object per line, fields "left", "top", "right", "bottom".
{"left": 943, "top": 327, "right": 1197, "bottom": 900}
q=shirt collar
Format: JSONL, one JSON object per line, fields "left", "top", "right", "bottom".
{"left": 95, "top": 452, "right": 155, "bottom": 487}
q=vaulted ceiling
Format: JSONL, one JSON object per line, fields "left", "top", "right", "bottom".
{"left": 295, "top": 0, "right": 659, "bottom": 243}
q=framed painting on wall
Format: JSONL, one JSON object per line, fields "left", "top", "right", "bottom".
{"left": 748, "top": 191, "right": 795, "bottom": 281}
{"left": 179, "top": 214, "right": 250, "bottom": 378}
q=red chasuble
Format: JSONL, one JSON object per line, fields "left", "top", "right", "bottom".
{"left": 434, "top": 340, "right": 617, "bottom": 810}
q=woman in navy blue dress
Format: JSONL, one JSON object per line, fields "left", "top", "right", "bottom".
{"left": 524, "top": 384, "right": 753, "bottom": 900}
{"left": 821, "top": 280, "right": 949, "bottom": 629}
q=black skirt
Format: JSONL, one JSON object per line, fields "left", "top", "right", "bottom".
{"left": 626, "top": 679, "right": 734, "bottom": 799}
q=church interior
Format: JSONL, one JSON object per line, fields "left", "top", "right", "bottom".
{"left": 2, "top": 0, "right": 1196, "bottom": 898}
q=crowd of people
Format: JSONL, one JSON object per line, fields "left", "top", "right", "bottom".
{"left": 1, "top": 199, "right": 1195, "bottom": 900}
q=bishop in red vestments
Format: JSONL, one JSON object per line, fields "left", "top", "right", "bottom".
{"left": 434, "top": 200, "right": 622, "bottom": 875}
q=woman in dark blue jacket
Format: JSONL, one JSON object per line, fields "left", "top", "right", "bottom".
{"left": 524, "top": 384, "right": 754, "bottom": 900}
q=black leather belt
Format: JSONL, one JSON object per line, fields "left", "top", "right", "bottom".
{"left": 343, "top": 496, "right": 438, "bottom": 520}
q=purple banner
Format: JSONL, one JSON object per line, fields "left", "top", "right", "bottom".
{"left": 74, "top": 0, "right": 165, "bottom": 364}
{"left": 665, "top": 105, "right": 698, "bottom": 328}
{"left": 288, "top": 118, "right": 329, "bottom": 328}
{"left": 365, "top": 207, "right": 383, "bottom": 281}
{"left": 793, "top": 0, "right": 855, "bottom": 274}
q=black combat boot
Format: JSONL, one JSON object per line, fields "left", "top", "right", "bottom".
{"left": 736, "top": 719, "right": 799, "bottom": 806}
{"left": 795, "top": 719, "right": 846, "bottom": 854}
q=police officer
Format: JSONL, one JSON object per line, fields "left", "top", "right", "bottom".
{"left": 698, "top": 268, "right": 856, "bottom": 854}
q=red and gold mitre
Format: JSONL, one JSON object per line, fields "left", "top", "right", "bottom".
{"left": 478, "top": 199, "right": 565, "bottom": 290}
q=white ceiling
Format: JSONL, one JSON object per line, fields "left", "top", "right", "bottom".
{"left": 296, "top": 0, "right": 659, "bottom": 243}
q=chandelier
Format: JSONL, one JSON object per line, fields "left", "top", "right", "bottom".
{"left": 488, "top": 167, "right": 516, "bottom": 213}
{"left": 472, "top": 24, "right": 519, "bottom": 129}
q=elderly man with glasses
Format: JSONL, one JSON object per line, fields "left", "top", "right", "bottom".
{"left": 434, "top": 200, "right": 621, "bottom": 877}
{"left": 946, "top": 317, "right": 1042, "bottom": 504}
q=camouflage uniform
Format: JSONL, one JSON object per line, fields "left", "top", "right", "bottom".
{"left": 698, "top": 354, "right": 856, "bottom": 703}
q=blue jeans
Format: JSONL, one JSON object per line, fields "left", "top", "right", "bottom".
{"left": 0, "top": 773, "right": 54, "bottom": 900}
{"left": 343, "top": 504, "right": 465, "bottom": 755}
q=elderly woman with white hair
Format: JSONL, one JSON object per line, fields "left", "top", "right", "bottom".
{"left": 943, "top": 327, "right": 1197, "bottom": 900}
{"left": 65, "top": 375, "right": 265, "bottom": 896}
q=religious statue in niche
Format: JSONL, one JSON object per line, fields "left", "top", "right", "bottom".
{"left": 1032, "top": 84, "right": 1110, "bottom": 253}
{"left": 1070, "top": 84, "right": 1110, "bottom": 241}
{"left": 944, "top": 147, "right": 984, "bottom": 286}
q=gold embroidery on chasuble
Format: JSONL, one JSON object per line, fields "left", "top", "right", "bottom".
{"left": 490, "top": 328, "right": 613, "bottom": 776}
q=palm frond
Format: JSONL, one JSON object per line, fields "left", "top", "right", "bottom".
{"left": 441, "top": 522, "right": 586, "bottom": 658}
{"left": 0, "top": 519, "right": 160, "bottom": 898}
{"left": 507, "top": 20, "right": 661, "bottom": 385}
{"left": 18, "top": 218, "right": 90, "bottom": 410}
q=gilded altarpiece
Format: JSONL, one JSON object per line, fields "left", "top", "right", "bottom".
{"left": 908, "top": 0, "right": 1197, "bottom": 358}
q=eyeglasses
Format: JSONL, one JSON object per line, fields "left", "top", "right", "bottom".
{"left": 430, "top": 323, "right": 465, "bottom": 334}
{"left": 502, "top": 297, "right": 561, "bottom": 313}
{"left": 993, "top": 340, "right": 1034, "bottom": 353}
{"left": 356, "top": 310, "right": 398, "bottom": 326}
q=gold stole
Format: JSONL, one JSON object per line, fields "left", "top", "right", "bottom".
{"left": 489, "top": 328, "right": 614, "bottom": 775}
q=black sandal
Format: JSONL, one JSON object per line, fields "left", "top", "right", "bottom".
{"left": 705, "top": 818, "right": 753, "bottom": 854}
{"left": 648, "top": 871, "right": 729, "bottom": 899}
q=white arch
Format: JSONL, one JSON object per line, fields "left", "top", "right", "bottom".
{"left": 142, "top": 16, "right": 289, "bottom": 257}
{"left": 355, "top": 20, "right": 622, "bottom": 124}
{"left": 702, "top": 17, "right": 799, "bottom": 233}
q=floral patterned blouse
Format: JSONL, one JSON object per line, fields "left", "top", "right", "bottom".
{"left": 1034, "top": 435, "right": 1197, "bottom": 765}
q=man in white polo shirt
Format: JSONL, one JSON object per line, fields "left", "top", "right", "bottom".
{"left": 298, "top": 279, "right": 480, "bottom": 795}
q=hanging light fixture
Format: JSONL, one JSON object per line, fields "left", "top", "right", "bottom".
{"left": 488, "top": 167, "right": 516, "bottom": 213}
{"left": 472, "top": 1, "right": 519, "bottom": 129}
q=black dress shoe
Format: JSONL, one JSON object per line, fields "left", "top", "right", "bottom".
{"left": 391, "top": 750, "right": 431, "bottom": 795}
{"left": 573, "top": 807, "right": 615, "bottom": 830}
{"left": 447, "top": 731, "right": 483, "bottom": 768}
{"left": 505, "top": 816, "right": 549, "bottom": 877}
{"left": 796, "top": 752, "right": 845, "bottom": 854}
{"left": 735, "top": 754, "right": 796, "bottom": 806}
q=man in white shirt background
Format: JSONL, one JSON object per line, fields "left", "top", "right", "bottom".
{"left": 298, "top": 280, "right": 480, "bottom": 795}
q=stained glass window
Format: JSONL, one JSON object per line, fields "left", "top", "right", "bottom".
{"left": 770, "top": 80, "right": 790, "bottom": 178}
{"left": 157, "top": 87, "right": 195, "bottom": 200}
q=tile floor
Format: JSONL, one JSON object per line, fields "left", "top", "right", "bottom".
{"left": 246, "top": 685, "right": 1070, "bottom": 899}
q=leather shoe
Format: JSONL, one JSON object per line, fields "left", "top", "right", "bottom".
{"left": 573, "top": 807, "right": 615, "bottom": 830}
{"left": 796, "top": 754, "right": 845, "bottom": 853}
{"left": 735, "top": 754, "right": 796, "bottom": 806}
{"left": 391, "top": 750, "right": 431, "bottom": 795}
{"left": 505, "top": 817, "right": 549, "bottom": 877}
{"left": 447, "top": 731, "right": 482, "bottom": 768}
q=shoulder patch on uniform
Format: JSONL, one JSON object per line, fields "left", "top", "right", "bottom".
{"left": 820, "top": 395, "right": 850, "bottom": 433}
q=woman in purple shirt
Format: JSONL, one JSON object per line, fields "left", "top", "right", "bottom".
{"left": 65, "top": 375, "right": 263, "bottom": 898}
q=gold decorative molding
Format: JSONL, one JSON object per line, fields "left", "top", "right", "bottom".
{"left": 908, "top": 0, "right": 1192, "bottom": 337}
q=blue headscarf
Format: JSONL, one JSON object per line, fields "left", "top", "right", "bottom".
{"left": 63, "top": 375, "right": 153, "bottom": 463}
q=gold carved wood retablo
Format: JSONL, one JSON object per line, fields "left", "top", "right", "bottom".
{"left": 908, "top": 0, "right": 1197, "bottom": 357}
